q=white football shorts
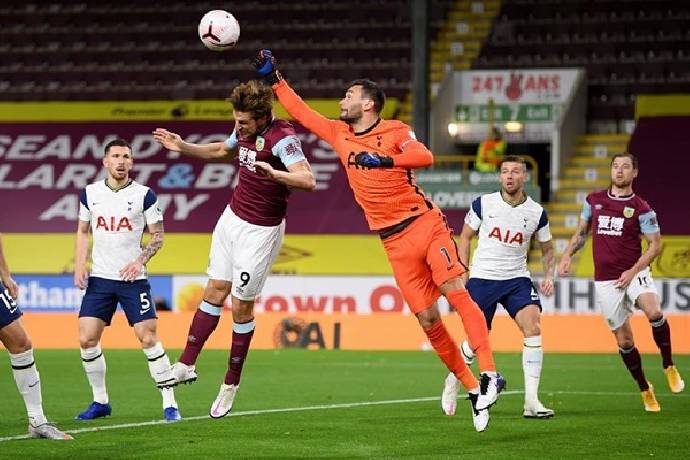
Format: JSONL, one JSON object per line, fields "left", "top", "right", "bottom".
{"left": 594, "top": 267, "right": 658, "bottom": 330}
{"left": 207, "top": 206, "right": 285, "bottom": 301}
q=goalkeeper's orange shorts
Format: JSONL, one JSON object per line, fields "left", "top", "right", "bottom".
{"left": 381, "top": 209, "right": 466, "bottom": 314}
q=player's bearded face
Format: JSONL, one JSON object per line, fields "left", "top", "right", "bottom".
{"left": 339, "top": 87, "right": 365, "bottom": 123}
{"left": 611, "top": 159, "right": 637, "bottom": 187}
{"left": 103, "top": 146, "right": 133, "bottom": 180}
{"left": 500, "top": 162, "right": 526, "bottom": 194}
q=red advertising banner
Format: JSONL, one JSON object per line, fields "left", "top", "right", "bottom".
{"left": 0, "top": 121, "right": 384, "bottom": 234}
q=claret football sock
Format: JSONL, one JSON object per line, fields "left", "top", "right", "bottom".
{"left": 619, "top": 346, "right": 649, "bottom": 391}
{"left": 650, "top": 316, "right": 673, "bottom": 369}
{"left": 446, "top": 289, "right": 496, "bottom": 373}
{"left": 224, "top": 320, "right": 256, "bottom": 386}
{"left": 179, "top": 301, "right": 222, "bottom": 365}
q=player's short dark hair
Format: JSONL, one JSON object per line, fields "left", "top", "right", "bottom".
{"left": 229, "top": 80, "right": 273, "bottom": 120}
{"left": 104, "top": 138, "right": 131, "bottom": 156}
{"left": 347, "top": 79, "right": 386, "bottom": 113}
{"left": 611, "top": 152, "right": 638, "bottom": 169}
{"left": 499, "top": 155, "right": 527, "bottom": 170}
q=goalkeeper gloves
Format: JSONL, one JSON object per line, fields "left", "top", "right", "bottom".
{"left": 254, "top": 49, "right": 283, "bottom": 85}
{"left": 354, "top": 152, "right": 394, "bottom": 168}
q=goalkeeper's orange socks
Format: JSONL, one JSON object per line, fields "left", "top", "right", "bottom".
{"left": 179, "top": 301, "right": 222, "bottom": 365}
{"left": 446, "top": 289, "right": 496, "bottom": 373}
{"left": 424, "top": 320, "right": 478, "bottom": 391}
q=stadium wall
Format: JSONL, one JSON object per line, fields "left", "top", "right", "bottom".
{"left": 7, "top": 274, "right": 690, "bottom": 353}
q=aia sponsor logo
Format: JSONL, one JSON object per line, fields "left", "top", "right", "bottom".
{"left": 95, "top": 216, "right": 133, "bottom": 231}
{"left": 488, "top": 226, "right": 524, "bottom": 245}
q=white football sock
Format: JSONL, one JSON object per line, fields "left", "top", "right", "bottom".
{"left": 10, "top": 349, "right": 48, "bottom": 427}
{"left": 81, "top": 345, "right": 108, "bottom": 404}
{"left": 143, "top": 342, "right": 177, "bottom": 409}
{"left": 523, "top": 335, "right": 543, "bottom": 405}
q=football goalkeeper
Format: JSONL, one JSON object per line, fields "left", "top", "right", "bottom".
{"left": 255, "top": 49, "right": 504, "bottom": 432}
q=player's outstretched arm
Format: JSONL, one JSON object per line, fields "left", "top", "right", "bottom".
{"left": 254, "top": 49, "right": 338, "bottom": 144}
{"left": 558, "top": 218, "right": 591, "bottom": 277}
{"left": 615, "top": 231, "right": 662, "bottom": 289}
{"left": 0, "top": 234, "right": 18, "bottom": 299}
{"left": 353, "top": 137, "right": 433, "bottom": 169}
{"left": 153, "top": 128, "right": 235, "bottom": 159}
{"left": 254, "top": 160, "right": 316, "bottom": 191}
{"left": 539, "top": 240, "right": 555, "bottom": 296}
{"left": 74, "top": 220, "right": 90, "bottom": 289}
{"left": 119, "top": 222, "right": 164, "bottom": 282}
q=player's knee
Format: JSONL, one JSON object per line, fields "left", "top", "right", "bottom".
{"left": 205, "top": 280, "right": 231, "bottom": 304}
{"left": 231, "top": 299, "right": 255, "bottom": 323}
{"left": 415, "top": 307, "right": 441, "bottom": 329}
{"left": 645, "top": 308, "right": 663, "bottom": 322}
{"left": 138, "top": 334, "right": 158, "bottom": 349}
{"left": 615, "top": 335, "right": 634, "bottom": 349}
{"left": 79, "top": 335, "right": 99, "bottom": 349}
{"left": 6, "top": 335, "right": 32, "bottom": 354}
{"left": 523, "top": 322, "right": 541, "bottom": 337}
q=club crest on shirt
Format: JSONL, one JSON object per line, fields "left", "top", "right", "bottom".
{"left": 623, "top": 206, "right": 634, "bottom": 218}
{"left": 256, "top": 136, "right": 265, "bottom": 151}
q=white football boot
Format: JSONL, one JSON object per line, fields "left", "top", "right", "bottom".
{"left": 209, "top": 383, "right": 239, "bottom": 418}
{"left": 28, "top": 423, "right": 73, "bottom": 440}
{"left": 171, "top": 362, "right": 197, "bottom": 385}
{"left": 523, "top": 400, "right": 555, "bottom": 418}
{"left": 441, "top": 372, "right": 460, "bottom": 416}
{"left": 468, "top": 392, "right": 490, "bottom": 432}
{"left": 475, "top": 372, "right": 506, "bottom": 411}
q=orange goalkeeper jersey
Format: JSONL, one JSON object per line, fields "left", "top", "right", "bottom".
{"left": 274, "top": 80, "right": 435, "bottom": 231}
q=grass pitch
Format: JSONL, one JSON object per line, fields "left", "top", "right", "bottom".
{"left": 1, "top": 349, "right": 688, "bottom": 458}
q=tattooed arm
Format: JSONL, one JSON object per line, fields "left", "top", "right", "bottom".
{"left": 558, "top": 218, "right": 591, "bottom": 277}
{"left": 119, "top": 222, "right": 164, "bottom": 282}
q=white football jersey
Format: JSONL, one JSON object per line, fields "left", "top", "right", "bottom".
{"left": 464, "top": 192, "right": 551, "bottom": 280}
{"left": 78, "top": 180, "right": 163, "bottom": 281}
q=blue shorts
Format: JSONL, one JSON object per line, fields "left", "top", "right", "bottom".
{"left": 79, "top": 277, "right": 157, "bottom": 326}
{"left": 0, "top": 282, "right": 22, "bottom": 329}
{"left": 466, "top": 277, "right": 541, "bottom": 329}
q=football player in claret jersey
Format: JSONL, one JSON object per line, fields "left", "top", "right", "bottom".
{"left": 153, "top": 80, "right": 315, "bottom": 418}
{"left": 0, "top": 234, "right": 72, "bottom": 440}
{"left": 445, "top": 155, "right": 555, "bottom": 419}
{"left": 255, "top": 50, "right": 504, "bottom": 432}
{"left": 559, "top": 153, "right": 684, "bottom": 412}
{"left": 74, "top": 139, "right": 180, "bottom": 422}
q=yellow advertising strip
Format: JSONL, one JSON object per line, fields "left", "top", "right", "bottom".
{"left": 0, "top": 99, "right": 398, "bottom": 122}
{"left": 7, "top": 233, "right": 688, "bottom": 277}
{"left": 3, "top": 233, "right": 394, "bottom": 275}
{"left": 635, "top": 94, "right": 690, "bottom": 119}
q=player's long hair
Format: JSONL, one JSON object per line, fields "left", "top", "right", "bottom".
{"left": 229, "top": 80, "right": 273, "bottom": 120}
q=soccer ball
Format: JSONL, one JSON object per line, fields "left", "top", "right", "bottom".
{"left": 198, "top": 10, "right": 240, "bottom": 51}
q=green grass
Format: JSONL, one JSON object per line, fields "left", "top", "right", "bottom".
{"left": 1, "top": 350, "right": 688, "bottom": 458}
